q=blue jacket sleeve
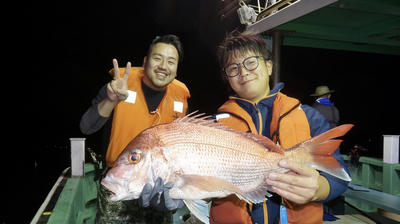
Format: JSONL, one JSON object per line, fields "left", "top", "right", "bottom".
{"left": 301, "top": 104, "right": 350, "bottom": 203}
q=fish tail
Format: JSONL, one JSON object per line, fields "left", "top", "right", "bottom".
{"left": 302, "top": 124, "right": 354, "bottom": 181}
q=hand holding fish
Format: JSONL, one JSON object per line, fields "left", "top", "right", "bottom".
{"left": 107, "top": 58, "right": 131, "bottom": 102}
{"left": 266, "top": 160, "right": 320, "bottom": 205}
{"left": 138, "top": 177, "right": 184, "bottom": 212}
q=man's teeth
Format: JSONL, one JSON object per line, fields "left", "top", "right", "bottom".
{"left": 156, "top": 72, "right": 167, "bottom": 76}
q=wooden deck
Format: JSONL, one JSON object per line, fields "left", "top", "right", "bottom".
{"left": 323, "top": 214, "right": 375, "bottom": 224}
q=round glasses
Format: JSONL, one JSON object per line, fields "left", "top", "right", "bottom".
{"left": 223, "top": 56, "right": 267, "bottom": 77}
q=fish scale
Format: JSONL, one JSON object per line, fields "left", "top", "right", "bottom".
{"left": 102, "top": 113, "right": 353, "bottom": 224}
{"left": 156, "top": 125, "right": 280, "bottom": 193}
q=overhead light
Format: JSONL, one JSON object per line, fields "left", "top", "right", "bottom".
{"left": 237, "top": 0, "right": 258, "bottom": 25}
{"left": 246, "top": 0, "right": 338, "bottom": 33}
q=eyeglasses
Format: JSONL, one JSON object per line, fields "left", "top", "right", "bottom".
{"left": 223, "top": 56, "right": 267, "bottom": 78}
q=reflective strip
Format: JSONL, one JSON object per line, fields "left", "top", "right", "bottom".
{"left": 280, "top": 205, "right": 288, "bottom": 224}
{"left": 173, "top": 101, "right": 184, "bottom": 113}
{"left": 216, "top": 113, "right": 230, "bottom": 121}
{"left": 257, "top": 110, "right": 263, "bottom": 135}
{"left": 124, "top": 90, "right": 137, "bottom": 104}
{"left": 263, "top": 201, "right": 268, "bottom": 224}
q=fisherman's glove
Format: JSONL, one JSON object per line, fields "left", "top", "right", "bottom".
{"left": 138, "top": 177, "right": 184, "bottom": 212}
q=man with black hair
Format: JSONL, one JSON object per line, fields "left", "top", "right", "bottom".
{"left": 211, "top": 30, "right": 350, "bottom": 224}
{"left": 80, "top": 34, "right": 189, "bottom": 223}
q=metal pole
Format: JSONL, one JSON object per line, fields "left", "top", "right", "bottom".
{"left": 272, "top": 30, "right": 282, "bottom": 86}
{"left": 70, "top": 138, "right": 86, "bottom": 177}
{"left": 383, "top": 135, "right": 399, "bottom": 164}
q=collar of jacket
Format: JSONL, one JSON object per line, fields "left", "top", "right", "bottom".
{"left": 228, "top": 82, "right": 285, "bottom": 136}
{"left": 315, "top": 97, "right": 334, "bottom": 106}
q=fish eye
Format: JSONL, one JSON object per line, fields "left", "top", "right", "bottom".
{"left": 128, "top": 149, "right": 142, "bottom": 164}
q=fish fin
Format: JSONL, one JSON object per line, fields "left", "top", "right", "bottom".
{"left": 311, "top": 139, "right": 343, "bottom": 156}
{"left": 243, "top": 183, "right": 272, "bottom": 204}
{"left": 170, "top": 174, "right": 271, "bottom": 205}
{"left": 307, "top": 156, "right": 352, "bottom": 181}
{"left": 170, "top": 174, "right": 254, "bottom": 204}
{"left": 175, "top": 112, "right": 284, "bottom": 154}
{"left": 300, "top": 124, "right": 354, "bottom": 181}
{"left": 174, "top": 110, "right": 215, "bottom": 125}
{"left": 302, "top": 124, "right": 354, "bottom": 151}
{"left": 174, "top": 110, "right": 209, "bottom": 122}
{"left": 243, "top": 133, "right": 284, "bottom": 154}
{"left": 183, "top": 199, "right": 210, "bottom": 224}
{"left": 174, "top": 112, "right": 228, "bottom": 131}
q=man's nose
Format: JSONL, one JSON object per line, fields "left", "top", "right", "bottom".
{"left": 158, "top": 59, "right": 168, "bottom": 70}
{"left": 238, "top": 64, "right": 248, "bottom": 77}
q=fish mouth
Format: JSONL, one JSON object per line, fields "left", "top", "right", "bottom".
{"left": 101, "top": 176, "right": 140, "bottom": 201}
{"left": 101, "top": 177, "right": 118, "bottom": 194}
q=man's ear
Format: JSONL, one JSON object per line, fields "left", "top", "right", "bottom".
{"left": 266, "top": 60, "right": 273, "bottom": 76}
{"left": 143, "top": 56, "right": 147, "bottom": 67}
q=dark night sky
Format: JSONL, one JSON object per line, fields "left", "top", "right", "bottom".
{"left": 17, "top": 0, "right": 400, "bottom": 223}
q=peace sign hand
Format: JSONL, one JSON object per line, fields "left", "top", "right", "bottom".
{"left": 106, "top": 58, "right": 131, "bottom": 102}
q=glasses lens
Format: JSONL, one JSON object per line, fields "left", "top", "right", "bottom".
{"left": 225, "top": 64, "right": 239, "bottom": 77}
{"left": 224, "top": 56, "right": 261, "bottom": 77}
{"left": 244, "top": 56, "right": 259, "bottom": 71}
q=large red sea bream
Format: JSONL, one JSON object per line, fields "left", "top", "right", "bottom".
{"left": 102, "top": 113, "right": 353, "bottom": 223}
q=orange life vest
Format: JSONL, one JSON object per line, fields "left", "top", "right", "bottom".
{"left": 106, "top": 67, "right": 190, "bottom": 167}
{"left": 210, "top": 92, "right": 323, "bottom": 224}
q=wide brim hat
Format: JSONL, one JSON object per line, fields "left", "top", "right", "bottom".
{"left": 310, "top": 85, "right": 335, "bottom": 96}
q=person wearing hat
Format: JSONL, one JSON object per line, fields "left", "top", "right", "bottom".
{"left": 311, "top": 85, "right": 340, "bottom": 128}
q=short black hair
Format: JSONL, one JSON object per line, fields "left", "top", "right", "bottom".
{"left": 216, "top": 30, "right": 272, "bottom": 93}
{"left": 217, "top": 30, "right": 272, "bottom": 71}
{"left": 147, "top": 34, "right": 184, "bottom": 63}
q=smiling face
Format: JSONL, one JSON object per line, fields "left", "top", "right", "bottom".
{"left": 143, "top": 42, "right": 179, "bottom": 91}
{"left": 225, "top": 50, "right": 273, "bottom": 103}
